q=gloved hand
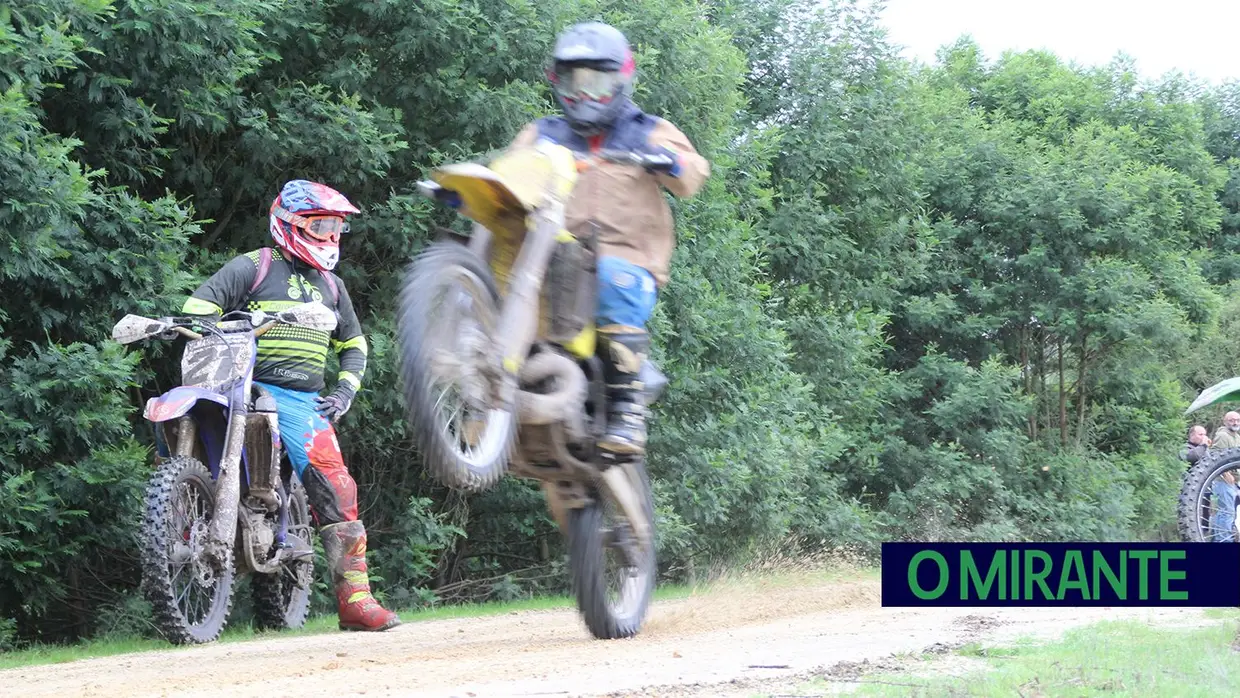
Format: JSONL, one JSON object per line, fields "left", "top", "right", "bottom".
{"left": 640, "top": 146, "right": 681, "bottom": 176}
{"left": 315, "top": 384, "right": 356, "bottom": 423}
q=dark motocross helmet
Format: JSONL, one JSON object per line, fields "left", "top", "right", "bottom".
{"left": 545, "top": 22, "right": 636, "bottom": 136}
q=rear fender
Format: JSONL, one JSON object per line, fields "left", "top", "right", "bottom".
{"left": 144, "top": 386, "right": 229, "bottom": 423}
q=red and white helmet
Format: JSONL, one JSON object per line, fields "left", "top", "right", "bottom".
{"left": 269, "top": 180, "right": 360, "bottom": 272}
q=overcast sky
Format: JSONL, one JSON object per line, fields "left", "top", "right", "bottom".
{"left": 878, "top": 0, "right": 1240, "bottom": 85}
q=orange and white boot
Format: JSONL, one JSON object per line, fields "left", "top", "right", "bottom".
{"left": 320, "top": 520, "right": 401, "bottom": 632}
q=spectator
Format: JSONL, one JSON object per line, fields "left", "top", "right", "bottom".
{"left": 1181, "top": 424, "right": 1211, "bottom": 465}
{"left": 1212, "top": 411, "right": 1240, "bottom": 450}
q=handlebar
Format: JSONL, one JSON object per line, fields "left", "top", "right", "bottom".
{"left": 220, "top": 310, "right": 285, "bottom": 338}
{"left": 136, "top": 315, "right": 209, "bottom": 341}
{"left": 112, "top": 302, "right": 337, "bottom": 346}
{"left": 145, "top": 312, "right": 275, "bottom": 341}
{"left": 574, "top": 149, "right": 674, "bottom": 171}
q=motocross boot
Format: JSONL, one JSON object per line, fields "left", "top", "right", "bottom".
{"left": 597, "top": 324, "right": 650, "bottom": 456}
{"left": 320, "top": 520, "right": 401, "bottom": 632}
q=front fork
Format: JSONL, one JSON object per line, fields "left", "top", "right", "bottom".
{"left": 493, "top": 203, "right": 563, "bottom": 407}
{"left": 599, "top": 463, "right": 653, "bottom": 556}
{"left": 172, "top": 410, "right": 294, "bottom": 569}
{"left": 204, "top": 385, "right": 250, "bottom": 569}
{"left": 542, "top": 461, "right": 653, "bottom": 564}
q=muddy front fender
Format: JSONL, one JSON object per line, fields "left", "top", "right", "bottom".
{"left": 144, "top": 386, "right": 230, "bottom": 423}
{"left": 1186, "top": 377, "right": 1240, "bottom": 415}
{"left": 599, "top": 462, "right": 654, "bottom": 552}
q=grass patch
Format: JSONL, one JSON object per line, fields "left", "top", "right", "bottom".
{"left": 1202, "top": 607, "right": 1240, "bottom": 621}
{"left": 0, "top": 595, "right": 581, "bottom": 671}
{"left": 820, "top": 616, "right": 1240, "bottom": 697}
{"left": 0, "top": 637, "right": 176, "bottom": 672}
{"left": 0, "top": 574, "right": 730, "bottom": 671}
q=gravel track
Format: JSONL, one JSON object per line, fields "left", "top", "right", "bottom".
{"left": 0, "top": 572, "right": 1216, "bottom": 697}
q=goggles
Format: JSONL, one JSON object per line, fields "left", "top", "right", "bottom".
{"left": 272, "top": 205, "right": 350, "bottom": 242}
{"left": 551, "top": 66, "right": 624, "bottom": 101}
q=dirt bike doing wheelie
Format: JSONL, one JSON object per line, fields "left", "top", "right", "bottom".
{"left": 1179, "top": 379, "right": 1240, "bottom": 543}
{"left": 396, "top": 139, "right": 668, "bottom": 639}
{"left": 111, "top": 302, "right": 337, "bottom": 643}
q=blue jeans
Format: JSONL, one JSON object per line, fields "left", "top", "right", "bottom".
{"left": 596, "top": 256, "right": 657, "bottom": 328}
{"left": 1211, "top": 479, "right": 1240, "bottom": 542}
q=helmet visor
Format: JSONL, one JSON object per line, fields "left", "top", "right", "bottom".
{"left": 552, "top": 66, "right": 624, "bottom": 101}
{"left": 272, "top": 205, "right": 350, "bottom": 242}
{"left": 299, "top": 215, "right": 349, "bottom": 242}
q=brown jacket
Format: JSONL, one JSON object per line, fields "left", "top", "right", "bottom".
{"left": 507, "top": 105, "right": 710, "bottom": 286}
{"left": 1214, "top": 427, "right": 1240, "bottom": 450}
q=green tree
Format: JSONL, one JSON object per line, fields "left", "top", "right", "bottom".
{"left": 1, "top": 0, "right": 199, "bottom": 642}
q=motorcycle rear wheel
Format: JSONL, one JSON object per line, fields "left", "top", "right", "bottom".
{"left": 569, "top": 460, "right": 657, "bottom": 639}
{"left": 140, "top": 455, "right": 236, "bottom": 644}
{"left": 251, "top": 477, "right": 313, "bottom": 631}
{"left": 1178, "top": 448, "right": 1240, "bottom": 542}
{"left": 397, "top": 241, "right": 516, "bottom": 492}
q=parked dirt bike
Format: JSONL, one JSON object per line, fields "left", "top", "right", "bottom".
{"left": 1178, "top": 379, "right": 1240, "bottom": 543}
{"left": 395, "top": 139, "right": 668, "bottom": 639}
{"left": 111, "top": 302, "right": 337, "bottom": 643}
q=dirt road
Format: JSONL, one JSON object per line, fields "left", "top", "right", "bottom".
{"left": 0, "top": 571, "right": 1220, "bottom": 697}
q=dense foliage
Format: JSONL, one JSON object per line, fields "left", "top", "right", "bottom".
{"left": 3, "top": 0, "right": 1238, "bottom": 645}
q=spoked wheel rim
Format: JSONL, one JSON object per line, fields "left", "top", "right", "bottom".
{"left": 168, "top": 474, "right": 229, "bottom": 628}
{"left": 280, "top": 484, "right": 315, "bottom": 606}
{"left": 599, "top": 493, "right": 654, "bottom": 619}
{"left": 1194, "top": 462, "right": 1240, "bottom": 542}
{"left": 421, "top": 264, "right": 512, "bottom": 471}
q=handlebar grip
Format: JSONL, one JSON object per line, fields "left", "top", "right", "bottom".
{"left": 642, "top": 154, "right": 674, "bottom": 169}
{"left": 254, "top": 320, "right": 279, "bottom": 338}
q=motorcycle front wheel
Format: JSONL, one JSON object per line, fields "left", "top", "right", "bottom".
{"left": 396, "top": 241, "right": 517, "bottom": 492}
{"left": 139, "top": 455, "right": 236, "bottom": 644}
{"left": 569, "top": 460, "right": 658, "bottom": 639}
{"left": 1178, "top": 448, "right": 1240, "bottom": 542}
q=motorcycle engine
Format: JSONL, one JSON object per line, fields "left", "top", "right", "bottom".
{"left": 247, "top": 513, "right": 275, "bottom": 561}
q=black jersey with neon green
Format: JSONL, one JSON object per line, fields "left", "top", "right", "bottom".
{"left": 182, "top": 248, "right": 367, "bottom": 394}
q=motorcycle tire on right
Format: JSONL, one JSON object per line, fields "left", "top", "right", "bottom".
{"left": 397, "top": 241, "right": 517, "bottom": 493}
{"left": 1178, "top": 447, "right": 1240, "bottom": 543}
{"left": 250, "top": 477, "right": 313, "bottom": 631}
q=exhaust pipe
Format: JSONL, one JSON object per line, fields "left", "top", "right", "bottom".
{"left": 517, "top": 351, "right": 588, "bottom": 438}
